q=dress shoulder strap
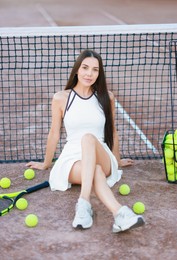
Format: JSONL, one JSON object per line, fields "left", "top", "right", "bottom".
{"left": 63, "top": 90, "right": 76, "bottom": 118}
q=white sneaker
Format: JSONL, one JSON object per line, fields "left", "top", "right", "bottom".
{"left": 113, "top": 206, "right": 145, "bottom": 233}
{"left": 72, "top": 198, "right": 93, "bottom": 229}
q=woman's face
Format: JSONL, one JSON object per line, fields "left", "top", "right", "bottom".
{"left": 77, "top": 57, "right": 99, "bottom": 87}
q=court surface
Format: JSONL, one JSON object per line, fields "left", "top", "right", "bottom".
{"left": 0, "top": 1, "right": 177, "bottom": 260}
{"left": 1, "top": 0, "right": 177, "bottom": 27}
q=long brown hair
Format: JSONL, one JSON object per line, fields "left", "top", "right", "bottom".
{"left": 65, "top": 50, "right": 114, "bottom": 150}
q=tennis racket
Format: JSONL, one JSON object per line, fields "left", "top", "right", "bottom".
{"left": 0, "top": 181, "right": 49, "bottom": 216}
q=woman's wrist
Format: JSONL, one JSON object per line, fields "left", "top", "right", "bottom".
{"left": 43, "top": 161, "right": 52, "bottom": 169}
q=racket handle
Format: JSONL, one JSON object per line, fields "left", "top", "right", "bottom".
{"left": 26, "top": 181, "right": 49, "bottom": 194}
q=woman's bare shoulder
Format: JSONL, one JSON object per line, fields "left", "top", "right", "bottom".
{"left": 53, "top": 90, "right": 70, "bottom": 101}
{"left": 52, "top": 90, "right": 71, "bottom": 116}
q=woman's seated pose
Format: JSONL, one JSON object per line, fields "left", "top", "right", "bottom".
{"left": 26, "top": 49, "right": 145, "bottom": 233}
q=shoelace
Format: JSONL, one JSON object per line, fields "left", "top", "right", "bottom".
{"left": 119, "top": 207, "right": 135, "bottom": 218}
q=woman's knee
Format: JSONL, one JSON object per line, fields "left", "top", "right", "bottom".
{"left": 81, "top": 133, "right": 97, "bottom": 147}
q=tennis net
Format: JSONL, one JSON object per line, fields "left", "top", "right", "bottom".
{"left": 1, "top": 24, "right": 177, "bottom": 162}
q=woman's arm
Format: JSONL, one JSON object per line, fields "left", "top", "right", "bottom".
{"left": 26, "top": 92, "right": 64, "bottom": 170}
{"left": 109, "top": 91, "right": 134, "bottom": 167}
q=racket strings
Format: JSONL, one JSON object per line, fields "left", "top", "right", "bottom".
{"left": 0, "top": 197, "right": 13, "bottom": 215}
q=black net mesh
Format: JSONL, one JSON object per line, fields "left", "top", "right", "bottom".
{"left": 0, "top": 31, "right": 177, "bottom": 162}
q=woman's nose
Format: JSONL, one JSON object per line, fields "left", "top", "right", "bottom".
{"left": 86, "top": 69, "right": 92, "bottom": 76}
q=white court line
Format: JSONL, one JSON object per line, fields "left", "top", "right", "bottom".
{"left": 115, "top": 100, "right": 158, "bottom": 153}
{"left": 100, "top": 10, "right": 127, "bottom": 25}
{"left": 36, "top": 4, "right": 80, "bottom": 53}
{"left": 36, "top": 4, "right": 58, "bottom": 26}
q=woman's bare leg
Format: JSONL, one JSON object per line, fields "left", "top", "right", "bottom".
{"left": 69, "top": 134, "right": 145, "bottom": 231}
{"left": 69, "top": 163, "right": 122, "bottom": 216}
{"left": 70, "top": 133, "right": 122, "bottom": 228}
{"left": 93, "top": 165, "right": 121, "bottom": 215}
{"left": 69, "top": 133, "right": 112, "bottom": 202}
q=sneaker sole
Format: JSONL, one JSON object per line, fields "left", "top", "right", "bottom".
{"left": 72, "top": 218, "right": 93, "bottom": 229}
{"left": 113, "top": 217, "right": 145, "bottom": 233}
{"left": 72, "top": 210, "right": 93, "bottom": 229}
{"left": 73, "top": 224, "right": 92, "bottom": 230}
{"left": 72, "top": 222, "right": 93, "bottom": 229}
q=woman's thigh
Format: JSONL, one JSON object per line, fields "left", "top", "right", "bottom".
{"left": 68, "top": 160, "right": 82, "bottom": 184}
{"left": 68, "top": 136, "right": 111, "bottom": 184}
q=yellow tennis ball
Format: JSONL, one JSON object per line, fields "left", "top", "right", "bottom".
{"left": 25, "top": 214, "right": 38, "bottom": 227}
{"left": 164, "top": 148, "right": 174, "bottom": 159}
{"left": 16, "top": 198, "right": 28, "bottom": 210}
{"left": 165, "top": 137, "right": 177, "bottom": 150}
{"left": 165, "top": 157, "right": 173, "bottom": 165}
{"left": 0, "top": 177, "right": 11, "bottom": 188}
{"left": 174, "top": 129, "right": 177, "bottom": 137}
{"left": 162, "top": 157, "right": 173, "bottom": 165}
{"left": 164, "top": 139, "right": 173, "bottom": 149}
{"left": 167, "top": 174, "right": 175, "bottom": 182}
{"left": 164, "top": 139, "right": 177, "bottom": 150}
{"left": 24, "top": 169, "right": 35, "bottom": 180}
{"left": 133, "top": 202, "right": 145, "bottom": 214}
{"left": 166, "top": 164, "right": 175, "bottom": 175}
{"left": 165, "top": 133, "right": 173, "bottom": 141}
{"left": 119, "top": 184, "right": 130, "bottom": 195}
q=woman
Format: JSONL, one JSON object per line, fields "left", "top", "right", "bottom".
{"left": 26, "top": 50, "right": 145, "bottom": 232}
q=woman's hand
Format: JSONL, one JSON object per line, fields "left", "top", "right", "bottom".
{"left": 25, "top": 161, "right": 50, "bottom": 170}
{"left": 120, "top": 158, "right": 134, "bottom": 167}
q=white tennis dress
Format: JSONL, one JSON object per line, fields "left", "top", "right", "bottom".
{"left": 49, "top": 89, "right": 122, "bottom": 191}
